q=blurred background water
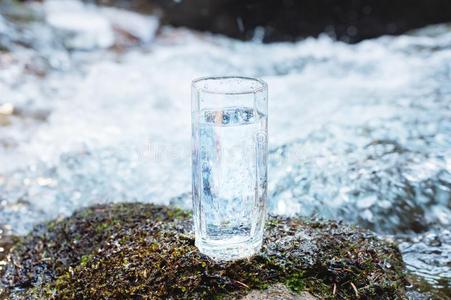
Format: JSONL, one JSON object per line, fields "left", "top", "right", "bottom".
{"left": 0, "top": 0, "right": 450, "bottom": 296}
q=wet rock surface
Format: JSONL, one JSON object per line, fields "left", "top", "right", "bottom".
{"left": 238, "top": 284, "right": 318, "bottom": 300}
{"left": 98, "top": 0, "right": 451, "bottom": 43}
{"left": 2, "top": 203, "right": 408, "bottom": 299}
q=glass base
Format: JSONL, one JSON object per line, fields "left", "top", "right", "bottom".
{"left": 196, "top": 238, "right": 262, "bottom": 261}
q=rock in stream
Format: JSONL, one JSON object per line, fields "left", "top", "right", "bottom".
{"left": 2, "top": 203, "right": 409, "bottom": 299}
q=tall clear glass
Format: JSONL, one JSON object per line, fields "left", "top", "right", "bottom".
{"left": 191, "top": 76, "right": 268, "bottom": 261}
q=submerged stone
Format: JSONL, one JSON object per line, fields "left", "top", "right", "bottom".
{"left": 2, "top": 203, "right": 409, "bottom": 299}
{"left": 44, "top": 0, "right": 115, "bottom": 50}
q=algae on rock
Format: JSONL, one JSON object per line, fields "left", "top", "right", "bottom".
{"left": 2, "top": 203, "right": 408, "bottom": 299}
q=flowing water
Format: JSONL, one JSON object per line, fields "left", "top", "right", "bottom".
{"left": 0, "top": 0, "right": 450, "bottom": 295}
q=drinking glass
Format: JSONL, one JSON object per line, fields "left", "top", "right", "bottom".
{"left": 191, "top": 76, "right": 268, "bottom": 261}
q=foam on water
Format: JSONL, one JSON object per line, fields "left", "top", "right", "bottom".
{"left": 0, "top": 0, "right": 450, "bottom": 291}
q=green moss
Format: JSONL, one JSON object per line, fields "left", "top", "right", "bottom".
{"left": 80, "top": 254, "right": 94, "bottom": 267}
{"left": 284, "top": 272, "right": 306, "bottom": 293}
{"left": 95, "top": 222, "right": 110, "bottom": 233}
{"left": 166, "top": 207, "right": 192, "bottom": 220}
{"left": 2, "top": 203, "right": 410, "bottom": 299}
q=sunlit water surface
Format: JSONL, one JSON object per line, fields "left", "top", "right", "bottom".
{"left": 0, "top": 0, "right": 450, "bottom": 294}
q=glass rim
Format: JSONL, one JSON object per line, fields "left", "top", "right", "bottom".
{"left": 192, "top": 76, "right": 267, "bottom": 95}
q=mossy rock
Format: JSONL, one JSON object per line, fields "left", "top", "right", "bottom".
{"left": 2, "top": 203, "right": 408, "bottom": 299}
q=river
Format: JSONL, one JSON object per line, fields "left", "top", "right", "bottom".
{"left": 0, "top": 0, "right": 450, "bottom": 295}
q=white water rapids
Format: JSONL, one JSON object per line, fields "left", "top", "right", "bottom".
{"left": 0, "top": 0, "right": 450, "bottom": 293}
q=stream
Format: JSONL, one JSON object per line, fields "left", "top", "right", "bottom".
{"left": 0, "top": 0, "right": 450, "bottom": 296}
